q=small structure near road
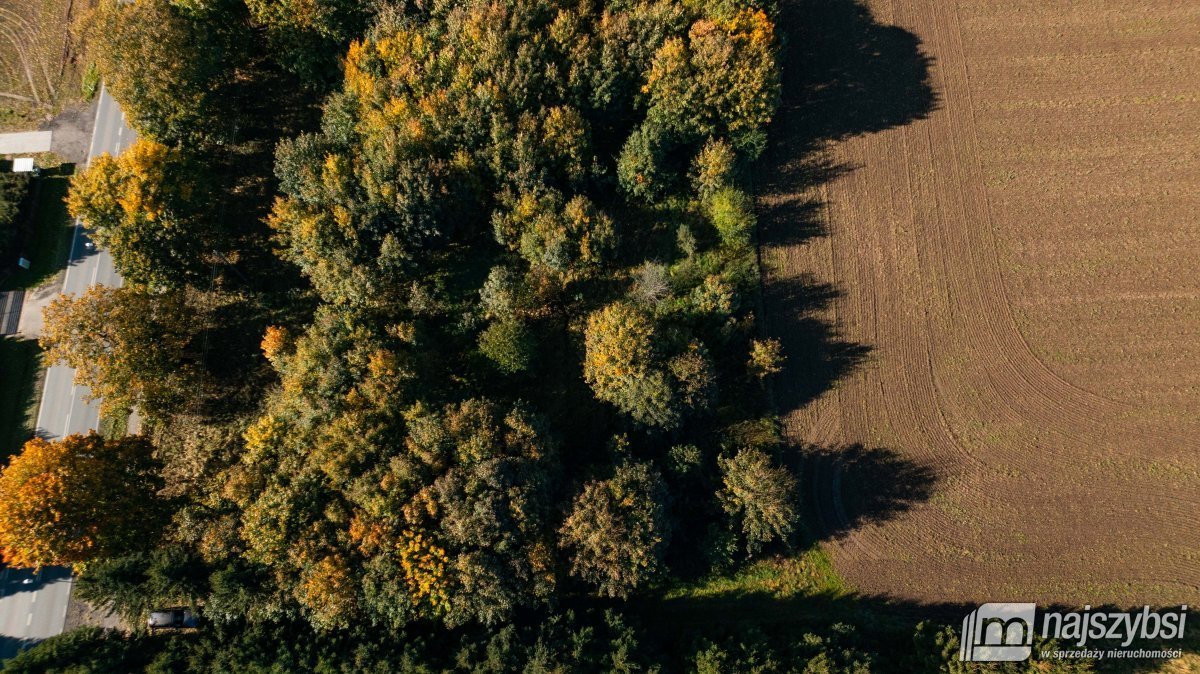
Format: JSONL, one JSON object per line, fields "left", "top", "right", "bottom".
{"left": 0, "top": 132, "right": 53, "bottom": 155}
{"left": 11, "top": 158, "right": 35, "bottom": 173}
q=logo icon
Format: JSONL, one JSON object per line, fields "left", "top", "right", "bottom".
{"left": 960, "top": 603, "right": 1037, "bottom": 662}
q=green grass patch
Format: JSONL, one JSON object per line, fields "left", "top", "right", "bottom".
{"left": 1, "top": 166, "right": 75, "bottom": 292}
{"left": 663, "top": 546, "right": 851, "bottom": 602}
{"left": 0, "top": 336, "right": 42, "bottom": 459}
{"left": 99, "top": 406, "right": 131, "bottom": 440}
{"left": 81, "top": 62, "right": 101, "bottom": 101}
{"left": 642, "top": 545, "right": 882, "bottom": 634}
{"left": 642, "top": 545, "right": 920, "bottom": 657}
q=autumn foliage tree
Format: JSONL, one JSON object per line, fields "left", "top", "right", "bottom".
{"left": 559, "top": 462, "right": 671, "bottom": 597}
{"left": 718, "top": 447, "right": 798, "bottom": 553}
{"left": 87, "top": 0, "right": 237, "bottom": 145}
{"left": 583, "top": 303, "right": 715, "bottom": 429}
{"left": 43, "top": 0, "right": 797, "bottom": 650}
{"left": 0, "top": 434, "right": 165, "bottom": 568}
{"left": 67, "top": 139, "right": 216, "bottom": 289}
{"left": 243, "top": 0, "right": 371, "bottom": 84}
{"left": 644, "top": 9, "right": 780, "bottom": 153}
{"left": 40, "top": 286, "right": 202, "bottom": 418}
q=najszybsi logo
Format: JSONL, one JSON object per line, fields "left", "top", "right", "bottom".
{"left": 959, "top": 603, "right": 1188, "bottom": 662}
{"left": 960, "top": 603, "right": 1037, "bottom": 662}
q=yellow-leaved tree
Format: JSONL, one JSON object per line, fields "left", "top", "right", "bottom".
{"left": 67, "top": 138, "right": 212, "bottom": 289}
{"left": 0, "top": 433, "right": 166, "bottom": 568}
{"left": 40, "top": 286, "right": 199, "bottom": 419}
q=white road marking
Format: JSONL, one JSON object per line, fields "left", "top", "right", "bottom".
{"left": 85, "top": 87, "right": 106, "bottom": 162}
{"left": 62, "top": 402, "right": 73, "bottom": 437}
{"left": 30, "top": 592, "right": 36, "bottom": 604}
{"left": 26, "top": 613, "right": 32, "bottom": 626}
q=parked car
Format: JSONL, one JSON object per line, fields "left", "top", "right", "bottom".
{"left": 147, "top": 607, "right": 200, "bottom": 630}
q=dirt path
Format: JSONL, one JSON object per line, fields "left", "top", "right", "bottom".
{"left": 761, "top": 0, "right": 1200, "bottom": 605}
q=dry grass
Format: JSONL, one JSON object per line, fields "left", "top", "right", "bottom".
{"left": 0, "top": 0, "right": 87, "bottom": 130}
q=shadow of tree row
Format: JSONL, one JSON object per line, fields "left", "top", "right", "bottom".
{"left": 741, "top": 3, "right": 1200, "bottom": 667}
{"left": 799, "top": 442, "right": 938, "bottom": 543}
{"left": 755, "top": 0, "right": 937, "bottom": 542}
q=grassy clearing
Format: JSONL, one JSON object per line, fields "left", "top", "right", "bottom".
{"left": 662, "top": 546, "right": 851, "bottom": 603}
{"left": 0, "top": 165, "right": 75, "bottom": 292}
{"left": 0, "top": 335, "right": 40, "bottom": 459}
{"left": 643, "top": 544, "right": 895, "bottom": 635}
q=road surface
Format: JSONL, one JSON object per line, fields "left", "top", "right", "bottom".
{"left": 0, "top": 131, "right": 53, "bottom": 154}
{"left": 1, "top": 84, "right": 133, "bottom": 661}
{"left": 0, "top": 568, "right": 72, "bottom": 661}
{"left": 34, "top": 84, "right": 132, "bottom": 440}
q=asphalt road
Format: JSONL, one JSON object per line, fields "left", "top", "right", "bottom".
{"left": 1, "top": 84, "right": 133, "bottom": 661}
{"left": 0, "top": 568, "right": 72, "bottom": 661}
{"left": 34, "top": 84, "right": 132, "bottom": 441}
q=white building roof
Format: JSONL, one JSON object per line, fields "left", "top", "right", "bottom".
{"left": 0, "top": 131, "right": 53, "bottom": 155}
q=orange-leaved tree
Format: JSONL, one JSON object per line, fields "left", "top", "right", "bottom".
{"left": 0, "top": 433, "right": 166, "bottom": 568}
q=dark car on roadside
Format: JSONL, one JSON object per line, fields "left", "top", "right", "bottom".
{"left": 147, "top": 608, "right": 200, "bottom": 630}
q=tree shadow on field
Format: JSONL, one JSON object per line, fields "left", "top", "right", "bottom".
{"left": 755, "top": 0, "right": 938, "bottom": 542}
{"left": 764, "top": 0, "right": 937, "bottom": 167}
{"left": 765, "top": 275, "right": 870, "bottom": 410}
{"left": 757, "top": 0, "right": 937, "bottom": 418}
{"left": 800, "top": 444, "right": 937, "bottom": 543}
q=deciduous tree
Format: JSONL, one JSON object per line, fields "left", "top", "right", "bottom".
{"left": 493, "top": 190, "right": 616, "bottom": 279}
{"left": 478, "top": 320, "right": 536, "bottom": 374}
{"left": 559, "top": 462, "right": 670, "bottom": 597}
{"left": 88, "top": 0, "right": 233, "bottom": 145}
{"left": 67, "top": 139, "right": 215, "bottom": 289}
{"left": 0, "top": 172, "right": 30, "bottom": 258}
{"left": 718, "top": 447, "right": 797, "bottom": 553}
{"left": 40, "top": 286, "right": 200, "bottom": 418}
{"left": 0, "top": 433, "right": 166, "bottom": 567}
{"left": 584, "top": 303, "right": 716, "bottom": 429}
{"left": 644, "top": 10, "right": 780, "bottom": 152}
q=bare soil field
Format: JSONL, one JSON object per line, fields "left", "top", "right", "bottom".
{"left": 0, "top": 0, "right": 86, "bottom": 129}
{"left": 761, "top": 0, "right": 1200, "bottom": 605}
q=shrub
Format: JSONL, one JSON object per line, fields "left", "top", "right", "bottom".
{"left": 691, "top": 138, "right": 737, "bottom": 198}
{"left": 81, "top": 62, "right": 101, "bottom": 101}
{"left": 709, "top": 186, "right": 756, "bottom": 247}
{"left": 478, "top": 320, "right": 536, "bottom": 373}
{"left": 748, "top": 338, "right": 785, "bottom": 379}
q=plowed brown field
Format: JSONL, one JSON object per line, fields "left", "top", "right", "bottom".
{"left": 761, "top": 0, "right": 1200, "bottom": 605}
